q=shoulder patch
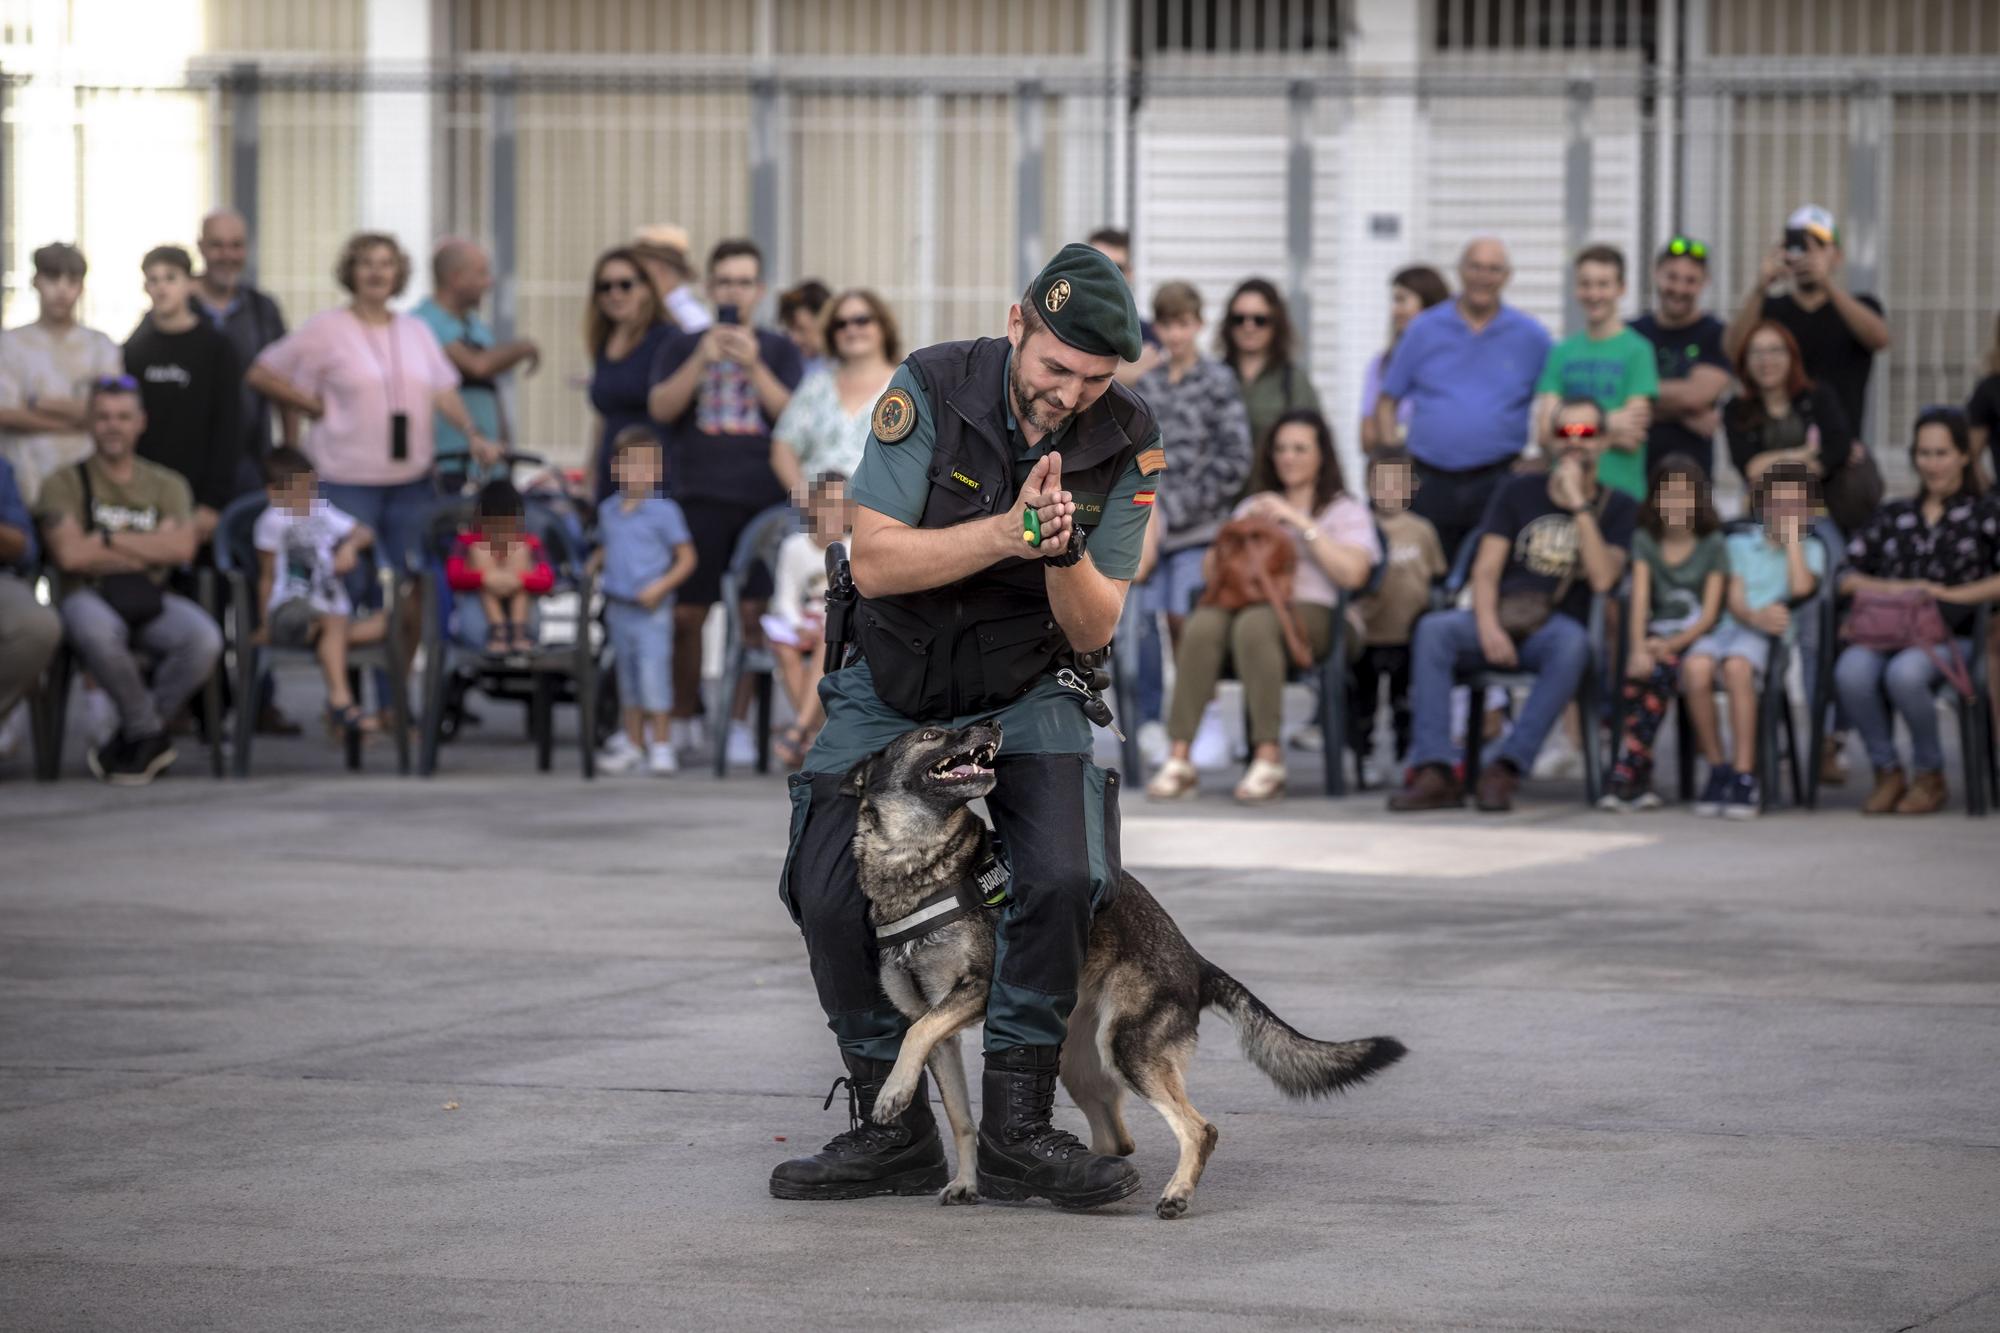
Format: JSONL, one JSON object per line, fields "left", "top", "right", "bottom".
{"left": 872, "top": 387, "right": 917, "bottom": 444}
{"left": 1136, "top": 447, "right": 1167, "bottom": 476}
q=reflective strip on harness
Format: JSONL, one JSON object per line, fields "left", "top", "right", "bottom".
{"left": 875, "top": 888, "right": 974, "bottom": 949}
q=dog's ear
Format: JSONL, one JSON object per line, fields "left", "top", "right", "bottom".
{"left": 841, "top": 757, "right": 872, "bottom": 799}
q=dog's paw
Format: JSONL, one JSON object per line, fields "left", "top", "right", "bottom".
{"left": 871, "top": 1075, "right": 915, "bottom": 1124}
{"left": 939, "top": 1180, "right": 979, "bottom": 1206}
{"left": 1155, "top": 1194, "right": 1190, "bottom": 1220}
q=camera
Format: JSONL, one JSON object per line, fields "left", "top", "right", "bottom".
{"left": 1782, "top": 227, "right": 1809, "bottom": 256}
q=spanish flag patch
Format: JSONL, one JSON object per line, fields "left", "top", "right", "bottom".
{"left": 1136, "top": 447, "right": 1167, "bottom": 476}
{"left": 1132, "top": 489, "right": 1156, "bottom": 506}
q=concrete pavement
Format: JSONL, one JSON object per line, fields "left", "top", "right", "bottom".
{"left": 3, "top": 700, "right": 1998, "bottom": 1331}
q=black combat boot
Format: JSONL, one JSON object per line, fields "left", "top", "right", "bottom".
{"left": 768, "top": 1052, "right": 949, "bottom": 1201}
{"left": 977, "top": 1045, "right": 1142, "bottom": 1209}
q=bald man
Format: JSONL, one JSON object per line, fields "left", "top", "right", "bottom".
{"left": 193, "top": 208, "right": 293, "bottom": 490}
{"left": 1372, "top": 237, "right": 1552, "bottom": 562}
{"left": 413, "top": 239, "right": 541, "bottom": 487}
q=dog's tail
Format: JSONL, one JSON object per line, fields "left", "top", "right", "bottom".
{"left": 1199, "top": 962, "right": 1406, "bottom": 1099}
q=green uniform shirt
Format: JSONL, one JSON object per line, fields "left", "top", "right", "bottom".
{"left": 1536, "top": 325, "right": 1660, "bottom": 500}
{"left": 848, "top": 359, "right": 1155, "bottom": 581}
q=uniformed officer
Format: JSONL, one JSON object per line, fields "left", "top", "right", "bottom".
{"left": 770, "top": 245, "right": 1165, "bottom": 1208}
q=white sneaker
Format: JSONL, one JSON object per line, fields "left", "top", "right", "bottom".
{"left": 1137, "top": 720, "right": 1168, "bottom": 768}
{"left": 725, "top": 720, "right": 758, "bottom": 767}
{"left": 647, "top": 741, "right": 680, "bottom": 775}
{"left": 1358, "top": 753, "right": 1381, "bottom": 788}
{"left": 670, "top": 715, "right": 708, "bottom": 760}
{"left": 1531, "top": 733, "right": 1583, "bottom": 781}
{"left": 1288, "top": 726, "right": 1324, "bottom": 753}
{"left": 1189, "top": 704, "right": 1230, "bottom": 771}
{"left": 597, "top": 735, "right": 642, "bottom": 775}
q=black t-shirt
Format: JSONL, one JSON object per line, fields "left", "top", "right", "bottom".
{"left": 1629, "top": 311, "right": 1728, "bottom": 472}
{"left": 648, "top": 325, "right": 804, "bottom": 506}
{"left": 124, "top": 318, "right": 243, "bottom": 512}
{"left": 1761, "top": 291, "right": 1884, "bottom": 439}
{"left": 1480, "top": 472, "right": 1638, "bottom": 625}
{"left": 1967, "top": 373, "right": 2000, "bottom": 445}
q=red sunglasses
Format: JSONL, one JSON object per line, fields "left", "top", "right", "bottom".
{"left": 1557, "top": 421, "right": 1601, "bottom": 439}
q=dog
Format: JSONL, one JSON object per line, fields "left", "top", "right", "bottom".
{"left": 846, "top": 721, "right": 1406, "bottom": 1219}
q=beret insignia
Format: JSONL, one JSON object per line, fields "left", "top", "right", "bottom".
{"left": 1044, "top": 278, "right": 1072, "bottom": 314}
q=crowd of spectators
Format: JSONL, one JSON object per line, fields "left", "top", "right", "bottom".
{"left": 0, "top": 198, "right": 1996, "bottom": 812}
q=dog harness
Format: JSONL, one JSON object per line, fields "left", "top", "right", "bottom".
{"left": 873, "top": 845, "right": 1009, "bottom": 949}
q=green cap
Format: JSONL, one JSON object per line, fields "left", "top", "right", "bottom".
{"left": 1026, "top": 242, "right": 1143, "bottom": 363}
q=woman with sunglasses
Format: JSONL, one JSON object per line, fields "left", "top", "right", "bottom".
{"left": 583, "top": 248, "right": 672, "bottom": 504}
{"left": 1834, "top": 408, "right": 2000, "bottom": 814}
{"left": 1358, "top": 265, "right": 1449, "bottom": 452}
{"left": 768, "top": 289, "right": 899, "bottom": 503}
{"left": 1218, "top": 278, "right": 1320, "bottom": 471}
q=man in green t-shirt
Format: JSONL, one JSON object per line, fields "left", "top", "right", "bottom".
{"left": 35, "top": 378, "right": 220, "bottom": 785}
{"left": 1532, "top": 245, "right": 1660, "bottom": 499}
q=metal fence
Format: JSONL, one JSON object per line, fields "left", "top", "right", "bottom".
{"left": 5, "top": 57, "right": 1997, "bottom": 489}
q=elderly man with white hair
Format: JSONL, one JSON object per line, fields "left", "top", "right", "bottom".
{"left": 1371, "top": 236, "right": 1553, "bottom": 563}
{"left": 192, "top": 209, "right": 293, "bottom": 490}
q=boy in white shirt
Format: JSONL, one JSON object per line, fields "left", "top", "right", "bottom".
{"left": 767, "top": 471, "right": 852, "bottom": 766}
{"left": 252, "top": 446, "right": 391, "bottom": 737}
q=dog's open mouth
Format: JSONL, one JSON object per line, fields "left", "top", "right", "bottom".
{"left": 929, "top": 739, "right": 998, "bottom": 783}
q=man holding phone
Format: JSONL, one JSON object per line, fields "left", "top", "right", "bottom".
{"left": 647, "top": 238, "right": 804, "bottom": 764}
{"left": 1723, "top": 204, "right": 1891, "bottom": 441}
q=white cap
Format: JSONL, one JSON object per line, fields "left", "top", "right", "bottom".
{"left": 1786, "top": 204, "right": 1837, "bottom": 244}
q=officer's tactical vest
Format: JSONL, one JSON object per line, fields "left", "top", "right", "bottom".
{"left": 856, "top": 336, "right": 1155, "bottom": 720}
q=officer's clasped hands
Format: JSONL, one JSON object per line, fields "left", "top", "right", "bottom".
{"left": 1010, "top": 450, "right": 1075, "bottom": 561}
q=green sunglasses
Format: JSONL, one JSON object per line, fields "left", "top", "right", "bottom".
{"left": 1663, "top": 235, "right": 1709, "bottom": 261}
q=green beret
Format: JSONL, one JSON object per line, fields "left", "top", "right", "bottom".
{"left": 1026, "top": 243, "right": 1142, "bottom": 363}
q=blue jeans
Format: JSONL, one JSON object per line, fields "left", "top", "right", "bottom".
{"left": 1134, "top": 546, "right": 1209, "bottom": 723}
{"left": 1834, "top": 641, "right": 1970, "bottom": 775}
{"left": 317, "top": 479, "right": 437, "bottom": 592}
{"left": 1408, "top": 609, "right": 1591, "bottom": 773}
{"left": 605, "top": 599, "right": 674, "bottom": 714}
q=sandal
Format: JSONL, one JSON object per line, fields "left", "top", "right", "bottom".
{"left": 1233, "top": 758, "right": 1287, "bottom": 804}
{"left": 511, "top": 624, "right": 537, "bottom": 655}
{"left": 325, "top": 702, "right": 364, "bottom": 739}
{"left": 774, "top": 724, "right": 809, "bottom": 769}
{"left": 484, "top": 625, "right": 510, "bottom": 655}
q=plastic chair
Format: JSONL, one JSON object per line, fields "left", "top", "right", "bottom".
{"left": 416, "top": 497, "right": 600, "bottom": 779}
{"left": 1928, "top": 599, "right": 1994, "bottom": 818}
{"left": 211, "top": 493, "right": 410, "bottom": 777}
{"left": 713, "top": 503, "right": 799, "bottom": 778}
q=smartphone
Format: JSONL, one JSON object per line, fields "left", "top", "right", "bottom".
{"left": 716, "top": 303, "right": 741, "bottom": 326}
{"left": 1783, "top": 227, "right": 1809, "bottom": 255}
{"left": 390, "top": 411, "right": 409, "bottom": 461}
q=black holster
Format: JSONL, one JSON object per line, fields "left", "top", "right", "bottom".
{"left": 822, "top": 541, "right": 857, "bottom": 676}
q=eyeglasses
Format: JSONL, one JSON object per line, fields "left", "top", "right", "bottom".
{"left": 595, "top": 278, "right": 637, "bottom": 295}
{"left": 829, "top": 313, "right": 876, "bottom": 333}
{"left": 1664, "top": 235, "right": 1709, "bottom": 261}
{"left": 1227, "top": 312, "right": 1271, "bottom": 328}
{"left": 1556, "top": 421, "right": 1601, "bottom": 439}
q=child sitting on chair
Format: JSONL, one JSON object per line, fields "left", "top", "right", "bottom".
{"left": 1680, "top": 462, "right": 1823, "bottom": 819}
{"left": 447, "top": 479, "right": 554, "bottom": 656}
{"left": 252, "top": 446, "right": 392, "bottom": 738}
{"left": 1349, "top": 446, "right": 1447, "bottom": 785}
{"left": 766, "top": 471, "right": 853, "bottom": 767}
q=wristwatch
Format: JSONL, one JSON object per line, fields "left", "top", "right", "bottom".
{"left": 1044, "top": 521, "right": 1089, "bottom": 569}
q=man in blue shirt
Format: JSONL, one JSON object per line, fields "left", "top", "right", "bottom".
{"left": 0, "top": 455, "right": 62, "bottom": 753}
{"left": 1373, "top": 237, "right": 1552, "bottom": 562}
{"left": 413, "top": 240, "right": 541, "bottom": 491}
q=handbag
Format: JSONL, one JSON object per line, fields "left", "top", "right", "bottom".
{"left": 74, "top": 463, "right": 166, "bottom": 629}
{"left": 1198, "top": 514, "right": 1315, "bottom": 670}
{"left": 1842, "top": 587, "right": 1973, "bottom": 698}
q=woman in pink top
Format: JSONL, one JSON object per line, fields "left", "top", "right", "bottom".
{"left": 1149, "top": 409, "right": 1382, "bottom": 804}
{"left": 247, "top": 232, "right": 495, "bottom": 575}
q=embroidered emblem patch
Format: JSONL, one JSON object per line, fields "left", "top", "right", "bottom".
{"left": 1136, "top": 447, "right": 1166, "bottom": 476}
{"left": 872, "top": 388, "right": 916, "bottom": 443}
{"left": 1132, "top": 489, "right": 1156, "bottom": 506}
{"left": 1044, "top": 278, "right": 1072, "bottom": 314}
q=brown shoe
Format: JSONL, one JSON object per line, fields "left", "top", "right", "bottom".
{"left": 1387, "top": 763, "right": 1464, "bottom": 812}
{"left": 1861, "top": 766, "right": 1906, "bottom": 815}
{"left": 1893, "top": 770, "right": 1947, "bottom": 815}
{"left": 1819, "top": 734, "right": 1850, "bottom": 787}
{"left": 1474, "top": 760, "right": 1520, "bottom": 812}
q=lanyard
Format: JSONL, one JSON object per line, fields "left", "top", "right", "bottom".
{"left": 352, "top": 310, "right": 405, "bottom": 413}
